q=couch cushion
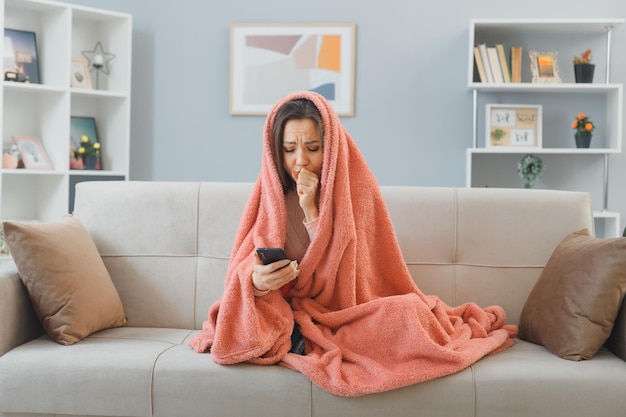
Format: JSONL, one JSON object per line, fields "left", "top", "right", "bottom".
{"left": 2, "top": 215, "right": 126, "bottom": 345}
{"left": 0, "top": 327, "right": 191, "bottom": 416}
{"left": 518, "top": 229, "right": 626, "bottom": 360}
{"left": 472, "top": 339, "right": 626, "bottom": 417}
{"left": 311, "top": 366, "right": 474, "bottom": 417}
{"left": 150, "top": 331, "right": 312, "bottom": 417}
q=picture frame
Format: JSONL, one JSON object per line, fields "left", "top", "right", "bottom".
{"left": 3, "top": 29, "right": 40, "bottom": 84}
{"left": 12, "top": 136, "right": 53, "bottom": 169}
{"left": 230, "top": 23, "right": 356, "bottom": 116}
{"left": 529, "top": 50, "right": 561, "bottom": 84}
{"left": 70, "top": 116, "right": 101, "bottom": 170}
{"left": 486, "top": 104, "right": 542, "bottom": 149}
{"left": 70, "top": 58, "right": 92, "bottom": 89}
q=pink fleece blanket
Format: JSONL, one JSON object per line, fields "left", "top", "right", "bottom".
{"left": 189, "top": 91, "right": 517, "bottom": 396}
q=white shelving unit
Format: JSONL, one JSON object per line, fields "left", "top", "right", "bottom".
{"left": 467, "top": 18, "right": 624, "bottom": 238}
{"left": 1, "top": 0, "right": 131, "bottom": 222}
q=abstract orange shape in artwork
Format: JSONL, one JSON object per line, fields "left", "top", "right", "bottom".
{"left": 317, "top": 35, "right": 341, "bottom": 73}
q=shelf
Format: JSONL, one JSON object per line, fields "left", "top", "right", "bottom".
{"left": 1, "top": 169, "right": 63, "bottom": 175}
{"left": 471, "top": 18, "right": 624, "bottom": 34}
{"left": 593, "top": 210, "right": 620, "bottom": 219}
{"left": 70, "top": 88, "right": 127, "bottom": 99}
{"left": 1, "top": 0, "right": 131, "bottom": 223}
{"left": 3, "top": 81, "right": 66, "bottom": 94}
{"left": 593, "top": 210, "right": 621, "bottom": 238}
{"left": 468, "top": 83, "right": 622, "bottom": 93}
{"left": 467, "top": 18, "right": 623, "bottom": 237}
{"left": 468, "top": 148, "right": 620, "bottom": 155}
{"left": 69, "top": 169, "right": 126, "bottom": 177}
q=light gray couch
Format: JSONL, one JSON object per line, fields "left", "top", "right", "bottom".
{"left": 1, "top": 181, "right": 626, "bottom": 417}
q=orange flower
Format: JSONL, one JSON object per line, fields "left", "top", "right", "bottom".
{"left": 572, "top": 113, "right": 594, "bottom": 136}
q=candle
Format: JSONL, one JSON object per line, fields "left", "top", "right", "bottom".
{"left": 93, "top": 54, "right": 103, "bottom": 65}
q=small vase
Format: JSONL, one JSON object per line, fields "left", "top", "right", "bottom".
{"left": 2, "top": 153, "right": 18, "bottom": 169}
{"left": 574, "top": 64, "right": 595, "bottom": 83}
{"left": 575, "top": 134, "right": 592, "bottom": 148}
{"left": 83, "top": 156, "right": 98, "bottom": 170}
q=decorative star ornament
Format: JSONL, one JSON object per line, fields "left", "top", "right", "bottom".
{"left": 81, "top": 41, "right": 115, "bottom": 75}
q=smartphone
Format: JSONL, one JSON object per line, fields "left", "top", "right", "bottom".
{"left": 256, "top": 247, "right": 289, "bottom": 265}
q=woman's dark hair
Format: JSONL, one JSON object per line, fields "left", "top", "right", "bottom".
{"left": 271, "top": 98, "right": 324, "bottom": 192}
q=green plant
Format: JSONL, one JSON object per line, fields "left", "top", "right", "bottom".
{"left": 573, "top": 49, "right": 592, "bottom": 64}
{"left": 517, "top": 154, "right": 544, "bottom": 189}
{"left": 572, "top": 113, "right": 594, "bottom": 136}
{"left": 74, "top": 135, "right": 100, "bottom": 159}
{"left": 490, "top": 128, "right": 506, "bottom": 141}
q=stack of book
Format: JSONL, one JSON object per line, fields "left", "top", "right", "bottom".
{"left": 474, "top": 43, "right": 522, "bottom": 83}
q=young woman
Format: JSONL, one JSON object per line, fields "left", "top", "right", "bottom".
{"left": 250, "top": 98, "right": 323, "bottom": 298}
{"left": 189, "top": 91, "right": 517, "bottom": 397}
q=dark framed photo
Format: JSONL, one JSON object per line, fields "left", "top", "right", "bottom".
{"left": 70, "top": 116, "right": 101, "bottom": 170}
{"left": 4, "top": 29, "right": 40, "bottom": 84}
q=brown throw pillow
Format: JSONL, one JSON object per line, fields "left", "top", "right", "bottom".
{"left": 3, "top": 214, "right": 126, "bottom": 345}
{"left": 518, "top": 228, "right": 626, "bottom": 360}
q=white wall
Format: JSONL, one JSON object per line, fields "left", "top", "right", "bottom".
{"left": 66, "top": 0, "right": 626, "bottom": 235}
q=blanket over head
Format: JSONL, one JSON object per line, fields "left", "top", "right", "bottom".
{"left": 188, "top": 91, "right": 517, "bottom": 396}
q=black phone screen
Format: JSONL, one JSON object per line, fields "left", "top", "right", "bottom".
{"left": 256, "top": 248, "right": 289, "bottom": 265}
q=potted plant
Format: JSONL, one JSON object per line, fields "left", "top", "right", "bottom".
{"left": 572, "top": 113, "right": 594, "bottom": 148}
{"left": 74, "top": 135, "right": 101, "bottom": 170}
{"left": 517, "top": 154, "right": 544, "bottom": 189}
{"left": 573, "top": 49, "right": 594, "bottom": 83}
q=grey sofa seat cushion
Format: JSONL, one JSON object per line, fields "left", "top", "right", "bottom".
{"left": 152, "top": 332, "right": 312, "bottom": 417}
{"left": 0, "top": 327, "right": 192, "bottom": 417}
{"left": 472, "top": 340, "right": 626, "bottom": 417}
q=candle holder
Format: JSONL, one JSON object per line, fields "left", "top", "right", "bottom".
{"left": 81, "top": 41, "right": 115, "bottom": 89}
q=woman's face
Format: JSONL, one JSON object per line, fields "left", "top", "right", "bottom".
{"left": 282, "top": 118, "right": 323, "bottom": 183}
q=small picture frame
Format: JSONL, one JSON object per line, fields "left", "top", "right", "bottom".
{"left": 529, "top": 50, "right": 561, "bottom": 84}
{"left": 486, "top": 104, "right": 542, "bottom": 149}
{"left": 12, "top": 136, "right": 53, "bottom": 169}
{"left": 70, "top": 58, "right": 92, "bottom": 89}
{"left": 3, "top": 29, "right": 40, "bottom": 84}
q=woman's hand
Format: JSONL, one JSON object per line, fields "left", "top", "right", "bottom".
{"left": 296, "top": 167, "right": 319, "bottom": 222}
{"left": 251, "top": 253, "right": 299, "bottom": 292}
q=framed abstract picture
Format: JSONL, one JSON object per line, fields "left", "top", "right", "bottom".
{"left": 230, "top": 23, "right": 356, "bottom": 116}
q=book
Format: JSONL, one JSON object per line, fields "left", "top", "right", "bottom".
{"left": 487, "top": 47, "right": 504, "bottom": 83}
{"left": 478, "top": 44, "right": 494, "bottom": 83}
{"left": 496, "top": 43, "right": 511, "bottom": 83}
{"left": 473, "top": 46, "right": 488, "bottom": 83}
{"left": 511, "top": 46, "right": 522, "bottom": 83}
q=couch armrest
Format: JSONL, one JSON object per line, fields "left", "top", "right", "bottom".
{"left": 606, "top": 298, "right": 626, "bottom": 361}
{"left": 0, "top": 260, "right": 42, "bottom": 357}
